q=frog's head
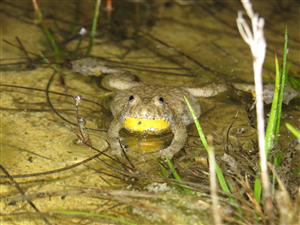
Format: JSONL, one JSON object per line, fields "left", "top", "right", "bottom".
{"left": 110, "top": 86, "right": 174, "bottom": 135}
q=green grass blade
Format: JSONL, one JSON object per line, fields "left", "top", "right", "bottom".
{"left": 257, "top": 30, "right": 289, "bottom": 202}
{"left": 254, "top": 177, "right": 262, "bottom": 202}
{"left": 32, "top": 0, "right": 61, "bottom": 62}
{"left": 184, "top": 97, "right": 209, "bottom": 150}
{"left": 286, "top": 123, "right": 300, "bottom": 140}
{"left": 41, "top": 27, "right": 61, "bottom": 62}
{"left": 265, "top": 54, "right": 281, "bottom": 154}
{"left": 160, "top": 163, "right": 169, "bottom": 177}
{"left": 275, "top": 29, "right": 289, "bottom": 136}
{"left": 166, "top": 158, "right": 182, "bottom": 182}
{"left": 86, "top": 0, "right": 102, "bottom": 55}
{"left": 265, "top": 29, "right": 289, "bottom": 155}
{"left": 184, "top": 96, "right": 231, "bottom": 195}
{"left": 165, "top": 158, "right": 193, "bottom": 194}
{"left": 215, "top": 164, "right": 231, "bottom": 194}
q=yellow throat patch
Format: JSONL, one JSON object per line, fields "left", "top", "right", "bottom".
{"left": 124, "top": 117, "right": 170, "bottom": 134}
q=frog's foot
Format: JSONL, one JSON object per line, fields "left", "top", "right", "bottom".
{"left": 183, "top": 83, "right": 228, "bottom": 97}
{"left": 108, "top": 138, "right": 123, "bottom": 157}
{"left": 108, "top": 139, "right": 124, "bottom": 157}
{"left": 232, "top": 83, "right": 300, "bottom": 105}
{"left": 156, "top": 124, "right": 188, "bottom": 159}
{"left": 72, "top": 57, "right": 122, "bottom": 76}
{"left": 159, "top": 124, "right": 188, "bottom": 159}
{"left": 101, "top": 74, "right": 141, "bottom": 91}
{"left": 107, "top": 119, "right": 124, "bottom": 157}
{"left": 159, "top": 147, "right": 177, "bottom": 160}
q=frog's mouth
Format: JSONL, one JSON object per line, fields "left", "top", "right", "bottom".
{"left": 123, "top": 117, "right": 171, "bottom": 135}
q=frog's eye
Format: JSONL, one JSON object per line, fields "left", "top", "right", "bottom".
{"left": 128, "top": 95, "right": 134, "bottom": 101}
{"left": 158, "top": 97, "right": 164, "bottom": 103}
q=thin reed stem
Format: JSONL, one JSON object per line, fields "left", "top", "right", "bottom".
{"left": 31, "top": 0, "right": 61, "bottom": 62}
{"left": 237, "top": 0, "right": 273, "bottom": 223}
{"left": 86, "top": 0, "right": 102, "bottom": 55}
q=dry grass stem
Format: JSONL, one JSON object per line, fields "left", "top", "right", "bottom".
{"left": 31, "top": 0, "right": 42, "bottom": 22}
{"left": 207, "top": 136, "right": 223, "bottom": 225}
{"left": 236, "top": 0, "right": 273, "bottom": 222}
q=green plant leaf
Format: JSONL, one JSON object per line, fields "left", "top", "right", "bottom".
{"left": 265, "top": 54, "right": 281, "bottom": 154}
{"left": 286, "top": 123, "right": 300, "bottom": 140}
{"left": 254, "top": 177, "right": 262, "bottom": 203}
{"left": 184, "top": 96, "right": 231, "bottom": 195}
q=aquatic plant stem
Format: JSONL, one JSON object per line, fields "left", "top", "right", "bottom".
{"left": 236, "top": 0, "right": 273, "bottom": 222}
{"left": 86, "top": 0, "right": 102, "bottom": 55}
{"left": 31, "top": 0, "right": 61, "bottom": 62}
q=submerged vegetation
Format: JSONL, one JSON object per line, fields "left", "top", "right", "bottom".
{"left": 1, "top": 0, "right": 299, "bottom": 225}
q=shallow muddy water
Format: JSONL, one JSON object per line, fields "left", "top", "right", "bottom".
{"left": 0, "top": 0, "right": 299, "bottom": 224}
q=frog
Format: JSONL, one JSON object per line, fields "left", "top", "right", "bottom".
{"left": 71, "top": 58, "right": 299, "bottom": 159}
{"left": 104, "top": 74, "right": 202, "bottom": 159}
{"left": 101, "top": 72, "right": 231, "bottom": 158}
{"left": 72, "top": 58, "right": 229, "bottom": 158}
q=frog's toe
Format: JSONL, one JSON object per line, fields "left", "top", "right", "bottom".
{"left": 159, "top": 148, "right": 175, "bottom": 159}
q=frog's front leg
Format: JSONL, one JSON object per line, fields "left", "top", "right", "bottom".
{"left": 107, "top": 118, "right": 124, "bottom": 157}
{"left": 72, "top": 57, "right": 122, "bottom": 76}
{"left": 160, "top": 124, "right": 188, "bottom": 159}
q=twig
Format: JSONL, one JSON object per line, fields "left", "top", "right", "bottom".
{"left": 15, "top": 36, "right": 34, "bottom": 67}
